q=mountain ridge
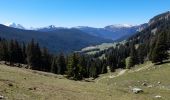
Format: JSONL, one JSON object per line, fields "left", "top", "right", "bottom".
{"left": 0, "top": 24, "right": 112, "bottom": 53}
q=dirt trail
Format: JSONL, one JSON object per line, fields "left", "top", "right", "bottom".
{"left": 96, "top": 63, "right": 153, "bottom": 83}
{"left": 96, "top": 69, "right": 127, "bottom": 83}
{"left": 128, "top": 63, "right": 153, "bottom": 73}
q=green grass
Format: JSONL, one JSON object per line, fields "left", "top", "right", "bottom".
{"left": 81, "top": 42, "right": 117, "bottom": 54}
{"left": 0, "top": 61, "right": 170, "bottom": 100}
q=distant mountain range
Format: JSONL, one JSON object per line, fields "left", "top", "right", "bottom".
{"left": 1, "top": 22, "right": 148, "bottom": 54}
{"left": 5, "top": 22, "right": 25, "bottom": 30}
{"left": 74, "top": 24, "right": 148, "bottom": 41}
{"left": 0, "top": 24, "right": 112, "bottom": 53}
{"left": 5, "top": 23, "right": 147, "bottom": 41}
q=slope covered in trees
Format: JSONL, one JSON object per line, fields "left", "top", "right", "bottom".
{"left": 0, "top": 38, "right": 108, "bottom": 80}
{"left": 0, "top": 12, "right": 169, "bottom": 80}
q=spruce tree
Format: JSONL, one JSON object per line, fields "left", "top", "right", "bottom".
{"left": 22, "top": 42, "right": 27, "bottom": 64}
{"left": 89, "top": 60, "right": 98, "bottom": 78}
{"left": 26, "top": 39, "right": 42, "bottom": 70}
{"left": 67, "top": 53, "right": 79, "bottom": 79}
{"left": 138, "top": 44, "right": 145, "bottom": 64}
{"left": 41, "top": 47, "right": 51, "bottom": 72}
{"left": 57, "top": 53, "right": 66, "bottom": 75}
{"left": 128, "top": 44, "right": 138, "bottom": 68}
{"left": 78, "top": 55, "right": 87, "bottom": 78}
{"left": 9, "top": 40, "right": 15, "bottom": 65}
{"left": 51, "top": 57, "right": 58, "bottom": 74}
{"left": 151, "top": 32, "right": 169, "bottom": 64}
{"left": 0, "top": 40, "right": 9, "bottom": 62}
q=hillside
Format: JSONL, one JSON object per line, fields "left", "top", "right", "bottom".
{"left": 0, "top": 61, "right": 170, "bottom": 100}
{"left": 0, "top": 24, "right": 112, "bottom": 53}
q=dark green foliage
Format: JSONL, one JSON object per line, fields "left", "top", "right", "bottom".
{"left": 151, "top": 32, "right": 169, "bottom": 63}
{"left": 128, "top": 44, "right": 139, "bottom": 68}
{"left": 21, "top": 42, "right": 27, "bottom": 64}
{"left": 0, "top": 40, "right": 9, "bottom": 62}
{"left": 26, "top": 39, "right": 42, "bottom": 70}
{"left": 105, "top": 44, "right": 129, "bottom": 71}
{"left": 67, "top": 53, "right": 79, "bottom": 79}
{"left": 128, "top": 11, "right": 170, "bottom": 65}
{"left": 138, "top": 44, "right": 145, "bottom": 64}
{"left": 9, "top": 40, "right": 24, "bottom": 64}
{"left": 41, "top": 47, "right": 52, "bottom": 72}
{"left": 57, "top": 53, "right": 66, "bottom": 75}
{"left": 51, "top": 57, "right": 58, "bottom": 74}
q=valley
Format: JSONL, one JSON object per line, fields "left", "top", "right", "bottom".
{"left": 0, "top": 61, "right": 170, "bottom": 100}
{"left": 0, "top": 1, "right": 170, "bottom": 99}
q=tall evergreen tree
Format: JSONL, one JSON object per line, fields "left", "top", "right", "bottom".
{"left": 77, "top": 55, "right": 87, "bottom": 78}
{"left": 0, "top": 40, "right": 9, "bottom": 62}
{"left": 41, "top": 47, "right": 51, "bottom": 72}
{"left": 67, "top": 53, "right": 79, "bottom": 80}
{"left": 151, "top": 32, "right": 169, "bottom": 63}
{"left": 128, "top": 44, "right": 139, "bottom": 68}
{"left": 138, "top": 44, "right": 145, "bottom": 64}
{"left": 51, "top": 56, "right": 58, "bottom": 74}
{"left": 26, "top": 39, "right": 42, "bottom": 70}
{"left": 21, "top": 42, "right": 27, "bottom": 64}
{"left": 57, "top": 53, "right": 66, "bottom": 75}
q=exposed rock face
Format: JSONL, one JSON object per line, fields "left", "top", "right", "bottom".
{"left": 149, "top": 11, "right": 170, "bottom": 26}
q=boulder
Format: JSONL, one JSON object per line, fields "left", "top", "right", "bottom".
{"left": 132, "top": 88, "right": 143, "bottom": 94}
{"left": 158, "top": 81, "right": 161, "bottom": 84}
{"left": 0, "top": 95, "right": 4, "bottom": 99}
{"left": 155, "top": 95, "right": 161, "bottom": 98}
{"left": 147, "top": 85, "right": 153, "bottom": 88}
{"left": 8, "top": 83, "right": 13, "bottom": 87}
{"left": 142, "top": 83, "right": 147, "bottom": 86}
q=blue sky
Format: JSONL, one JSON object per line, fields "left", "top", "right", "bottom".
{"left": 0, "top": 0, "right": 170, "bottom": 28}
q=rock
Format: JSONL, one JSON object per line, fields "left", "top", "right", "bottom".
{"left": 8, "top": 83, "right": 13, "bottom": 87}
{"left": 158, "top": 82, "right": 161, "bottom": 84}
{"left": 147, "top": 85, "right": 153, "bottom": 88}
{"left": 28, "top": 87, "right": 36, "bottom": 90}
{"left": 155, "top": 95, "right": 161, "bottom": 98}
{"left": 0, "top": 95, "right": 4, "bottom": 99}
{"left": 132, "top": 88, "right": 143, "bottom": 94}
{"left": 142, "top": 83, "right": 147, "bottom": 86}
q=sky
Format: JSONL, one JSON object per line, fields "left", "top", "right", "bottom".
{"left": 0, "top": 0, "right": 170, "bottom": 28}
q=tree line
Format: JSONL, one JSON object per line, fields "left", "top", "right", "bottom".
{"left": 0, "top": 38, "right": 108, "bottom": 80}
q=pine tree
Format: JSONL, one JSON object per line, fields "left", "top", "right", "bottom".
{"left": 128, "top": 44, "right": 139, "bottom": 68}
{"left": 41, "top": 47, "right": 51, "bottom": 72}
{"left": 151, "top": 32, "right": 169, "bottom": 64}
{"left": 0, "top": 40, "right": 9, "bottom": 62}
{"left": 21, "top": 42, "right": 27, "bottom": 64}
{"left": 138, "top": 44, "right": 145, "bottom": 64}
{"left": 78, "top": 55, "right": 87, "bottom": 78}
{"left": 9, "top": 40, "right": 15, "bottom": 65}
{"left": 67, "top": 53, "right": 79, "bottom": 80}
{"left": 57, "top": 53, "right": 66, "bottom": 75}
{"left": 51, "top": 57, "right": 58, "bottom": 74}
{"left": 14, "top": 40, "right": 24, "bottom": 63}
{"left": 101, "top": 58, "right": 107, "bottom": 74}
{"left": 26, "top": 39, "right": 42, "bottom": 70}
{"left": 89, "top": 60, "right": 98, "bottom": 78}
